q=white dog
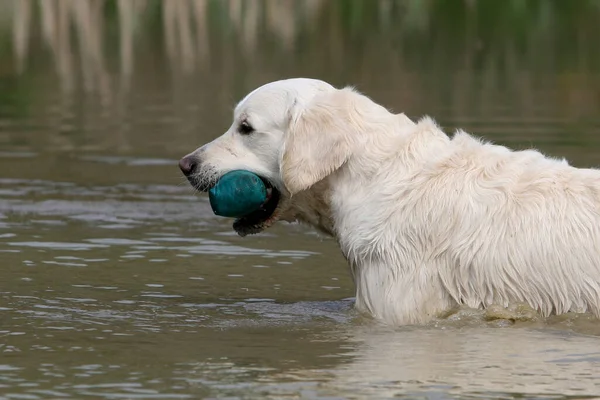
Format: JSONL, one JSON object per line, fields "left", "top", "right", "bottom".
{"left": 179, "top": 78, "right": 600, "bottom": 325}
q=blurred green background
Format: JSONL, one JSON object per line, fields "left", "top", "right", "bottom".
{"left": 0, "top": 0, "right": 598, "bottom": 160}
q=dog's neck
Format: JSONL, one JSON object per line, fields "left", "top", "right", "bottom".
{"left": 278, "top": 113, "right": 421, "bottom": 238}
{"left": 280, "top": 180, "right": 335, "bottom": 236}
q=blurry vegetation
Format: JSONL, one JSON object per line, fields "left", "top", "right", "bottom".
{"left": 0, "top": 0, "right": 598, "bottom": 126}
{"left": 1, "top": 0, "right": 599, "bottom": 71}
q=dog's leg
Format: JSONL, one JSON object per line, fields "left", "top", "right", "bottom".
{"left": 353, "top": 260, "right": 456, "bottom": 325}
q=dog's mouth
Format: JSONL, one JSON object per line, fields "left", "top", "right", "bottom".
{"left": 232, "top": 177, "right": 282, "bottom": 237}
{"left": 187, "top": 173, "right": 283, "bottom": 237}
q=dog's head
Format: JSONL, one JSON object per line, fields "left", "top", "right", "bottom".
{"left": 179, "top": 77, "right": 395, "bottom": 236}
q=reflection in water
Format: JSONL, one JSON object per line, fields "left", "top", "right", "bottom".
{"left": 5, "top": 0, "right": 326, "bottom": 97}
{"left": 2, "top": 0, "right": 599, "bottom": 127}
{"left": 1, "top": 0, "right": 600, "bottom": 398}
{"left": 2, "top": 0, "right": 600, "bottom": 163}
{"left": 311, "top": 325, "right": 600, "bottom": 398}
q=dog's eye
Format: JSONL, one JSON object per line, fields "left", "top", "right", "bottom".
{"left": 238, "top": 121, "right": 255, "bottom": 135}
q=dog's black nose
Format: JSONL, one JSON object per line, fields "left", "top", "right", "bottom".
{"left": 179, "top": 155, "right": 197, "bottom": 176}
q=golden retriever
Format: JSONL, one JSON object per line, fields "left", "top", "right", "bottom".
{"left": 179, "top": 78, "right": 600, "bottom": 325}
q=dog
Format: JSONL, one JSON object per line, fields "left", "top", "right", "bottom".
{"left": 179, "top": 78, "right": 600, "bottom": 325}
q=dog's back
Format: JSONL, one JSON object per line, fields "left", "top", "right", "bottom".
{"left": 333, "top": 116, "right": 600, "bottom": 323}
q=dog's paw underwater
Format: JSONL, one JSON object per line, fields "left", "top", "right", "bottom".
{"left": 208, "top": 170, "right": 272, "bottom": 218}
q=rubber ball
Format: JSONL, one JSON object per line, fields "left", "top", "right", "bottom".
{"left": 208, "top": 170, "right": 267, "bottom": 218}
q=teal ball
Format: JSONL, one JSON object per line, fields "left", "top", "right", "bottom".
{"left": 208, "top": 170, "right": 267, "bottom": 218}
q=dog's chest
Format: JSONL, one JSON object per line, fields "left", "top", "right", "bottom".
{"left": 330, "top": 178, "right": 424, "bottom": 263}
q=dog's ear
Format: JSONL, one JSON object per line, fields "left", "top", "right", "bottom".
{"left": 280, "top": 88, "right": 367, "bottom": 195}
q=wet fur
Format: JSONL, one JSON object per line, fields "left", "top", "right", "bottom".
{"left": 186, "top": 78, "right": 600, "bottom": 325}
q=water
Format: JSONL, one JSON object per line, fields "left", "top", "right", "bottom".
{"left": 1, "top": 1, "right": 600, "bottom": 398}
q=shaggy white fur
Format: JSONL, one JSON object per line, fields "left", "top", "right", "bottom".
{"left": 183, "top": 77, "right": 600, "bottom": 325}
